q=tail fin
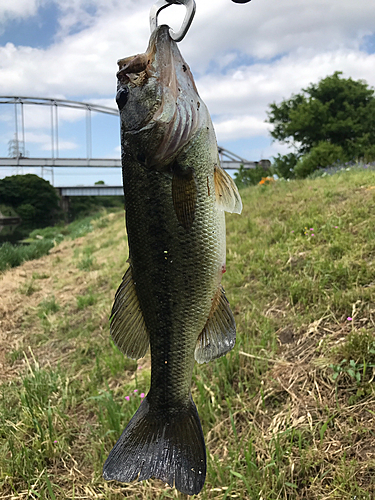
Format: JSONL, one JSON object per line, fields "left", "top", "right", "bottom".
{"left": 103, "top": 394, "right": 206, "bottom": 495}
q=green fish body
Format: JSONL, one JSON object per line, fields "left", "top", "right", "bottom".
{"left": 103, "top": 25, "right": 242, "bottom": 495}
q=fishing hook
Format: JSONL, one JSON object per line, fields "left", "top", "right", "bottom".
{"left": 149, "top": 0, "right": 196, "bottom": 42}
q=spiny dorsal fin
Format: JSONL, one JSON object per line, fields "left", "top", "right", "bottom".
{"left": 110, "top": 266, "right": 149, "bottom": 360}
{"left": 172, "top": 166, "right": 197, "bottom": 231}
{"left": 214, "top": 165, "right": 243, "bottom": 214}
{"left": 194, "top": 285, "right": 236, "bottom": 364}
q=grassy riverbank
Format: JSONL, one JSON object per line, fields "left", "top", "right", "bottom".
{"left": 0, "top": 211, "right": 121, "bottom": 272}
{"left": 0, "top": 169, "right": 374, "bottom": 499}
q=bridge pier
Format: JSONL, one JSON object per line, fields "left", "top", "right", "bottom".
{"left": 60, "top": 196, "right": 70, "bottom": 214}
{"left": 56, "top": 189, "right": 70, "bottom": 214}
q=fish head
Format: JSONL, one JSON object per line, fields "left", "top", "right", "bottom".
{"left": 116, "top": 25, "right": 204, "bottom": 167}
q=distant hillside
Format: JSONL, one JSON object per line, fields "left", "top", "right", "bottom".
{"left": 0, "top": 170, "right": 374, "bottom": 499}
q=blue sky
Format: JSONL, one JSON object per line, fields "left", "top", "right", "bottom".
{"left": 1, "top": 0, "right": 375, "bottom": 186}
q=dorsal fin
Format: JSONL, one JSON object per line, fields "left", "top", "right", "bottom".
{"left": 214, "top": 165, "right": 243, "bottom": 214}
{"left": 195, "top": 285, "right": 236, "bottom": 364}
{"left": 110, "top": 266, "right": 149, "bottom": 360}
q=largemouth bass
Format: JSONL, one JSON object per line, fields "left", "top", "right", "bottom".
{"left": 103, "top": 25, "right": 242, "bottom": 495}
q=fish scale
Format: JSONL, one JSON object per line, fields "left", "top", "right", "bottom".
{"left": 103, "top": 25, "right": 242, "bottom": 495}
{"left": 125, "top": 147, "right": 217, "bottom": 403}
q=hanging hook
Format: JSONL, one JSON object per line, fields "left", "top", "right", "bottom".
{"left": 149, "top": 0, "right": 196, "bottom": 42}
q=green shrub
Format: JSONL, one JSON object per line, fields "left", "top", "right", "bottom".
{"left": 68, "top": 196, "right": 123, "bottom": 220}
{"left": 294, "top": 142, "right": 345, "bottom": 178}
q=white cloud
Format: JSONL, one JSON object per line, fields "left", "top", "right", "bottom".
{"left": 1, "top": 0, "right": 374, "bottom": 98}
{"left": 0, "top": 0, "right": 375, "bottom": 162}
{"left": 179, "top": 0, "right": 375, "bottom": 70}
{"left": 198, "top": 49, "right": 375, "bottom": 144}
{"left": 24, "top": 131, "right": 78, "bottom": 151}
{"left": 0, "top": 4, "right": 152, "bottom": 96}
{"left": 213, "top": 115, "right": 269, "bottom": 141}
{"left": 0, "top": 0, "right": 41, "bottom": 22}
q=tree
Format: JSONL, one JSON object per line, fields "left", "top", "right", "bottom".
{"left": 0, "top": 174, "right": 61, "bottom": 227}
{"left": 267, "top": 72, "right": 375, "bottom": 176}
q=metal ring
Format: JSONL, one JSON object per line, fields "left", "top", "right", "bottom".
{"left": 149, "top": 0, "right": 196, "bottom": 42}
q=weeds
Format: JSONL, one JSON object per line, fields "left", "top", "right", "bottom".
{"left": 0, "top": 239, "right": 54, "bottom": 272}
{"left": 19, "top": 279, "right": 40, "bottom": 296}
{"left": 37, "top": 296, "right": 60, "bottom": 318}
{"left": 77, "top": 255, "right": 95, "bottom": 271}
{"left": 32, "top": 272, "right": 49, "bottom": 279}
{"left": 76, "top": 290, "right": 97, "bottom": 309}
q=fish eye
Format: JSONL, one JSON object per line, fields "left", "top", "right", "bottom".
{"left": 116, "top": 87, "right": 129, "bottom": 111}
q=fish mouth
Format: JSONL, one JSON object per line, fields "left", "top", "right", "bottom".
{"left": 116, "top": 25, "right": 201, "bottom": 163}
{"left": 116, "top": 25, "right": 198, "bottom": 95}
{"left": 115, "top": 26, "right": 173, "bottom": 132}
{"left": 117, "top": 53, "right": 152, "bottom": 87}
{"left": 116, "top": 25, "right": 171, "bottom": 88}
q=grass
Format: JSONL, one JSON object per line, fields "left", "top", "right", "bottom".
{"left": 0, "top": 239, "right": 55, "bottom": 271}
{"left": 76, "top": 288, "right": 97, "bottom": 309}
{"left": 0, "top": 211, "right": 119, "bottom": 272}
{"left": 0, "top": 169, "right": 375, "bottom": 499}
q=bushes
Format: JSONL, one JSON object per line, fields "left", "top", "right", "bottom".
{"left": 16, "top": 203, "right": 37, "bottom": 223}
{"left": 294, "top": 142, "right": 345, "bottom": 178}
{"left": 68, "top": 196, "right": 123, "bottom": 220}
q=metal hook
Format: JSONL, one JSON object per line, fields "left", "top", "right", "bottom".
{"left": 149, "top": 0, "right": 196, "bottom": 42}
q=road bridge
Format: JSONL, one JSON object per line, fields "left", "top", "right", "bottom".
{"left": 57, "top": 185, "right": 123, "bottom": 197}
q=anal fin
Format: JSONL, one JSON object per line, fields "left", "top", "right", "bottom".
{"left": 195, "top": 285, "right": 236, "bottom": 364}
{"left": 110, "top": 266, "right": 149, "bottom": 360}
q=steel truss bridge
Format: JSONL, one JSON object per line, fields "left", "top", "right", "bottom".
{"left": 0, "top": 96, "right": 267, "bottom": 194}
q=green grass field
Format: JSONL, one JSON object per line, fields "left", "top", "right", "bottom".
{"left": 0, "top": 170, "right": 374, "bottom": 499}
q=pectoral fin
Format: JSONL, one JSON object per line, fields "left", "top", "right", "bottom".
{"left": 214, "top": 165, "right": 243, "bottom": 214}
{"left": 110, "top": 266, "right": 149, "bottom": 360}
{"left": 172, "top": 167, "right": 197, "bottom": 231}
{"left": 195, "top": 285, "right": 236, "bottom": 364}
